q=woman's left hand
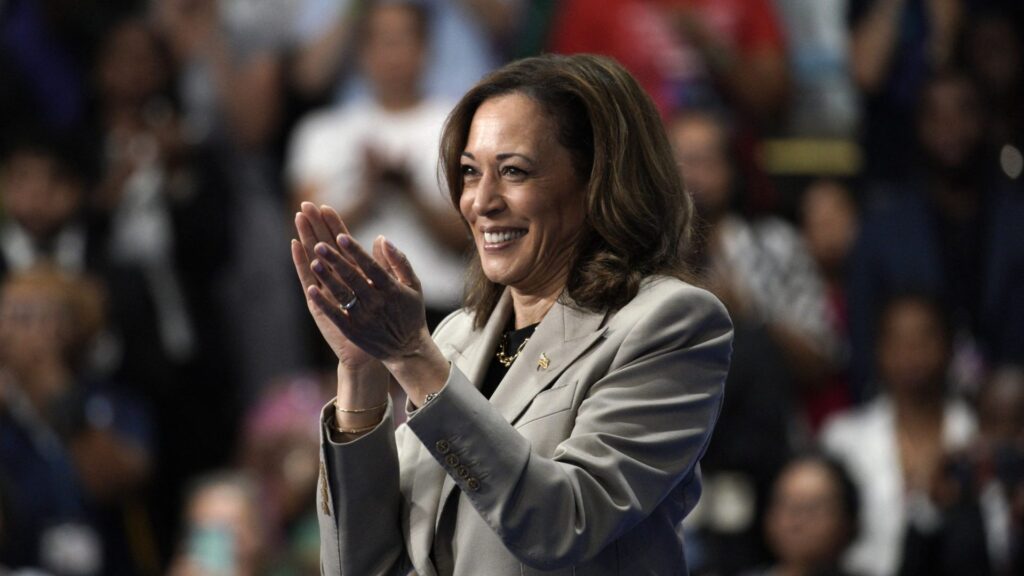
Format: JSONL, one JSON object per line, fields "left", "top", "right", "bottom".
{"left": 306, "top": 224, "right": 431, "bottom": 364}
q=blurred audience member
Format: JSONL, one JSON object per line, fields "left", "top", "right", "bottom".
{"left": 746, "top": 454, "right": 861, "bottom": 576}
{"left": 847, "top": 71, "right": 1024, "bottom": 400}
{"left": 0, "top": 131, "right": 168, "bottom": 392}
{"left": 822, "top": 293, "right": 977, "bottom": 576}
{"left": 550, "top": 0, "right": 788, "bottom": 122}
{"left": 168, "top": 472, "right": 267, "bottom": 576}
{"left": 848, "top": 0, "right": 962, "bottom": 182}
{"left": 239, "top": 378, "right": 324, "bottom": 576}
{"left": 673, "top": 110, "right": 801, "bottom": 574}
{"left": 0, "top": 266, "right": 155, "bottom": 575}
{"left": 962, "top": 4, "right": 1024, "bottom": 169}
{"left": 293, "top": 0, "right": 519, "bottom": 104}
{"left": 899, "top": 365, "right": 1024, "bottom": 576}
{"left": 287, "top": 0, "right": 466, "bottom": 328}
{"left": 799, "top": 179, "right": 858, "bottom": 431}
{"left": 974, "top": 366, "right": 1024, "bottom": 575}
{"left": 0, "top": 132, "right": 94, "bottom": 276}
{"left": 672, "top": 111, "right": 840, "bottom": 387}
{"left": 155, "top": 0, "right": 309, "bottom": 397}
{"left": 92, "top": 15, "right": 195, "bottom": 364}
{"left": 771, "top": 0, "right": 858, "bottom": 137}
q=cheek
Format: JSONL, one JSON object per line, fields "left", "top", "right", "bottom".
{"left": 458, "top": 191, "right": 474, "bottom": 222}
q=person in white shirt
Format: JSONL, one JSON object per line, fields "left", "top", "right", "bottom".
{"left": 287, "top": 1, "right": 467, "bottom": 325}
{"left": 821, "top": 293, "right": 977, "bottom": 576}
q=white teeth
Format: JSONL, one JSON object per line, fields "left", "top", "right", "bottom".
{"left": 483, "top": 230, "right": 526, "bottom": 244}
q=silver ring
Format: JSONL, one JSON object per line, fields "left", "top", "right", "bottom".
{"left": 340, "top": 293, "right": 358, "bottom": 310}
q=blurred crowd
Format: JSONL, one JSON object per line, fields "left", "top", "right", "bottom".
{"left": 0, "top": 0, "right": 1021, "bottom": 575}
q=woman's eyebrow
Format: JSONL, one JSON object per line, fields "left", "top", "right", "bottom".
{"left": 496, "top": 153, "right": 536, "bottom": 165}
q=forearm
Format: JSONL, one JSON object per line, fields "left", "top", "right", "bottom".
{"left": 709, "top": 51, "right": 789, "bottom": 121}
{"left": 332, "top": 362, "right": 390, "bottom": 440}
{"left": 851, "top": 0, "right": 906, "bottom": 93}
{"left": 319, "top": 400, "right": 409, "bottom": 574}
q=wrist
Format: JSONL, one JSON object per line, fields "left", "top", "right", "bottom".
{"left": 335, "top": 362, "right": 388, "bottom": 423}
{"left": 382, "top": 331, "right": 449, "bottom": 406}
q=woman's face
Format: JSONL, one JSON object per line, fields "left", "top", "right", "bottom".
{"left": 765, "top": 461, "right": 849, "bottom": 568}
{"left": 459, "top": 94, "right": 587, "bottom": 296}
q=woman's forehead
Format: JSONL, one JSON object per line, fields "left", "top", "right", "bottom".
{"left": 465, "top": 95, "right": 556, "bottom": 156}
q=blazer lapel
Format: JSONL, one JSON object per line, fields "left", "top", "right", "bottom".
{"left": 450, "top": 290, "right": 513, "bottom": 389}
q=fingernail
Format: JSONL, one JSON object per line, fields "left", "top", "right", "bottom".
{"left": 384, "top": 237, "right": 396, "bottom": 252}
{"left": 315, "top": 243, "right": 328, "bottom": 256}
{"left": 311, "top": 260, "right": 324, "bottom": 273}
{"left": 337, "top": 234, "right": 351, "bottom": 247}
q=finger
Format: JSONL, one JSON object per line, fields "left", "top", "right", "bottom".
{"left": 371, "top": 236, "right": 397, "bottom": 280}
{"left": 300, "top": 201, "right": 335, "bottom": 245}
{"left": 320, "top": 204, "right": 351, "bottom": 239}
{"left": 291, "top": 239, "right": 319, "bottom": 291}
{"left": 381, "top": 236, "right": 421, "bottom": 292}
{"left": 295, "top": 212, "right": 319, "bottom": 257}
{"left": 307, "top": 284, "right": 354, "bottom": 330}
{"left": 336, "top": 234, "right": 392, "bottom": 288}
{"left": 310, "top": 254, "right": 361, "bottom": 304}
{"left": 314, "top": 239, "right": 373, "bottom": 297}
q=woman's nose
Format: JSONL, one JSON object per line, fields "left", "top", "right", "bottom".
{"left": 471, "top": 171, "right": 505, "bottom": 216}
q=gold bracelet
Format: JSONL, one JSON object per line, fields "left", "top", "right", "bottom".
{"left": 334, "top": 420, "right": 380, "bottom": 435}
{"left": 334, "top": 400, "right": 388, "bottom": 414}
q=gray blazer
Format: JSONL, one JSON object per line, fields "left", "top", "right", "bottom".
{"left": 317, "top": 277, "right": 733, "bottom": 575}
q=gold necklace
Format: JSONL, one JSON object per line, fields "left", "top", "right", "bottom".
{"left": 496, "top": 333, "right": 531, "bottom": 367}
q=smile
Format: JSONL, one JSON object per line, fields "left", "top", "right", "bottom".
{"left": 482, "top": 229, "right": 527, "bottom": 247}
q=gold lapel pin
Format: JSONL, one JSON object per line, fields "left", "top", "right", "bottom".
{"left": 537, "top": 353, "right": 550, "bottom": 370}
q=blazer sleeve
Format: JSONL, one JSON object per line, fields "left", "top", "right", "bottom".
{"left": 405, "top": 287, "right": 733, "bottom": 570}
{"left": 317, "top": 397, "right": 412, "bottom": 576}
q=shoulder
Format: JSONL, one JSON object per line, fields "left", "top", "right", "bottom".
{"left": 821, "top": 397, "right": 890, "bottom": 450}
{"left": 431, "top": 306, "right": 476, "bottom": 345}
{"left": 605, "top": 276, "right": 733, "bottom": 355}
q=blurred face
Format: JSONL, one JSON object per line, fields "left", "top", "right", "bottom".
{"left": 360, "top": 5, "right": 426, "bottom": 102}
{"left": 978, "top": 369, "right": 1024, "bottom": 444}
{"left": 878, "top": 300, "right": 948, "bottom": 396}
{"left": 0, "top": 282, "right": 69, "bottom": 370}
{"left": 669, "top": 115, "right": 732, "bottom": 220}
{"left": 188, "top": 483, "right": 263, "bottom": 571}
{"left": 801, "top": 180, "right": 857, "bottom": 275}
{"left": 766, "top": 461, "right": 849, "bottom": 568}
{"left": 98, "top": 20, "right": 167, "bottom": 104}
{"left": 918, "top": 77, "right": 984, "bottom": 172}
{"left": 967, "top": 16, "right": 1022, "bottom": 97}
{"left": 1, "top": 152, "right": 82, "bottom": 240}
{"left": 459, "top": 94, "right": 588, "bottom": 297}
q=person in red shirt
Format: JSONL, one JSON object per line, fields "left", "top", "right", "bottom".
{"left": 549, "top": 0, "right": 788, "bottom": 122}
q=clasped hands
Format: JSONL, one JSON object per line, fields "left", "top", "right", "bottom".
{"left": 290, "top": 202, "right": 449, "bottom": 415}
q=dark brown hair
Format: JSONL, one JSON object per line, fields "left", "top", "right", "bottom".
{"left": 439, "top": 54, "right": 695, "bottom": 327}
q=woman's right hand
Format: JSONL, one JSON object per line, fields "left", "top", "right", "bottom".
{"left": 291, "top": 202, "right": 378, "bottom": 371}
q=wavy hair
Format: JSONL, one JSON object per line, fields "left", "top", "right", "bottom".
{"left": 439, "top": 54, "right": 695, "bottom": 327}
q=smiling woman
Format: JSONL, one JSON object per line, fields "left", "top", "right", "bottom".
{"left": 292, "top": 53, "right": 733, "bottom": 575}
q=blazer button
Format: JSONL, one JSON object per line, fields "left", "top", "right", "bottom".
{"left": 435, "top": 439, "right": 451, "bottom": 454}
{"left": 456, "top": 465, "right": 470, "bottom": 479}
{"left": 466, "top": 478, "right": 480, "bottom": 492}
{"left": 444, "top": 454, "right": 460, "bottom": 467}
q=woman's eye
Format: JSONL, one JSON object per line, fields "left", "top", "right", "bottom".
{"left": 460, "top": 165, "right": 478, "bottom": 176}
{"left": 500, "top": 166, "right": 526, "bottom": 177}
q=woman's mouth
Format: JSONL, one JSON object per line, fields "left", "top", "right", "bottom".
{"left": 482, "top": 228, "right": 527, "bottom": 249}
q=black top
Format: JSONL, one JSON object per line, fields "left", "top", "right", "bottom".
{"left": 480, "top": 323, "right": 539, "bottom": 400}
